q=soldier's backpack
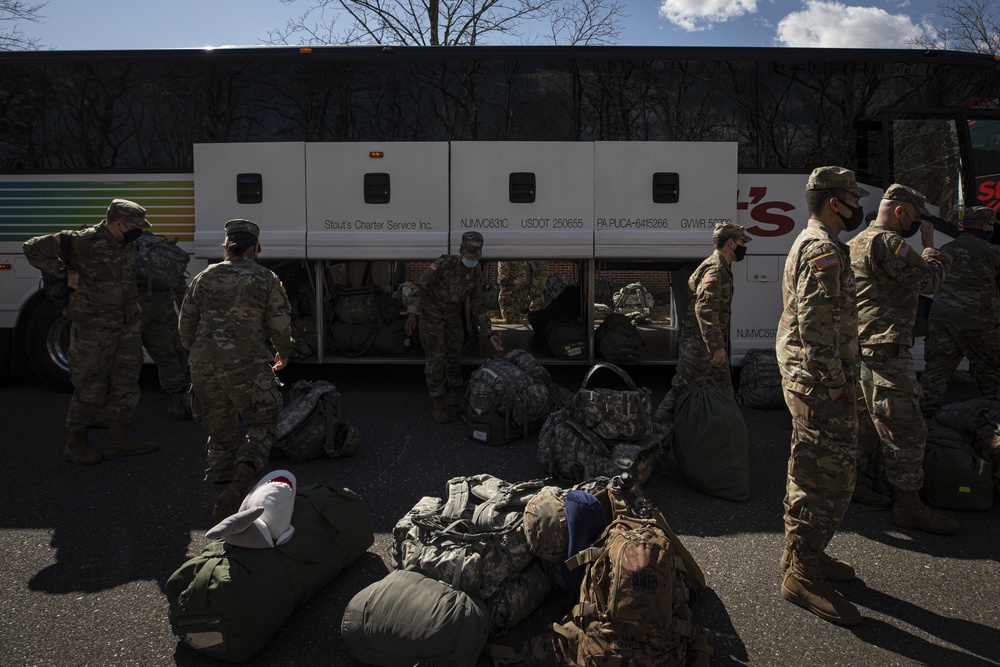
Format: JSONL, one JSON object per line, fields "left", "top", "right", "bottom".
{"left": 332, "top": 282, "right": 400, "bottom": 326}
{"left": 393, "top": 474, "right": 551, "bottom": 634}
{"left": 341, "top": 568, "right": 491, "bottom": 667}
{"left": 544, "top": 319, "right": 588, "bottom": 360}
{"left": 466, "top": 350, "right": 567, "bottom": 446}
{"left": 922, "top": 421, "right": 993, "bottom": 511}
{"left": 37, "top": 232, "right": 74, "bottom": 308}
{"left": 165, "top": 484, "right": 374, "bottom": 663}
{"left": 136, "top": 233, "right": 190, "bottom": 297}
{"left": 612, "top": 281, "right": 654, "bottom": 317}
{"left": 736, "top": 348, "right": 784, "bottom": 409}
{"left": 271, "top": 380, "right": 359, "bottom": 463}
{"left": 595, "top": 313, "right": 645, "bottom": 365}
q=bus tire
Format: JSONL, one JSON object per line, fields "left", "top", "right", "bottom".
{"left": 25, "top": 300, "right": 73, "bottom": 392}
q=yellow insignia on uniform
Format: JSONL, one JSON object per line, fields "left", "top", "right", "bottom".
{"left": 704, "top": 274, "right": 718, "bottom": 283}
{"left": 895, "top": 242, "right": 911, "bottom": 257}
{"left": 812, "top": 252, "right": 838, "bottom": 271}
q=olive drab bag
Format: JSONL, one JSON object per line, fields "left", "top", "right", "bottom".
{"left": 595, "top": 313, "right": 645, "bottom": 365}
{"left": 922, "top": 421, "right": 993, "bottom": 511}
{"left": 271, "top": 380, "right": 359, "bottom": 463}
{"left": 165, "top": 484, "right": 375, "bottom": 663}
{"left": 341, "top": 568, "right": 491, "bottom": 667}
{"left": 135, "top": 232, "right": 190, "bottom": 296}
{"left": 332, "top": 283, "right": 399, "bottom": 326}
{"left": 544, "top": 319, "right": 588, "bottom": 360}
{"left": 393, "top": 474, "right": 552, "bottom": 634}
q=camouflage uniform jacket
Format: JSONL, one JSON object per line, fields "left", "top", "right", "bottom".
{"left": 929, "top": 234, "right": 1000, "bottom": 328}
{"left": 407, "top": 255, "right": 493, "bottom": 332}
{"left": 776, "top": 219, "right": 859, "bottom": 392}
{"left": 849, "top": 223, "right": 952, "bottom": 346}
{"left": 680, "top": 250, "right": 732, "bottom": 354}
{"left": 178, "top": 257, "right": 293, "bottom": 365}
{"left": 23, "top": 222, "right": 141, "bottom": 324}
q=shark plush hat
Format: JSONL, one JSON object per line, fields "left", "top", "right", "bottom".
{"left": 206, "top": 470, "right": 297, "bottom": 548}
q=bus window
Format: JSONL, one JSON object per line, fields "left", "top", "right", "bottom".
{"left": 969, "top": 118, "right": 1000, "bottom": 214}
{"left": 891, "top": 115, "right": 965, "bottom": 220}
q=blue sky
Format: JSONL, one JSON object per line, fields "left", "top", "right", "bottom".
{"left": 23, "top": 0, "right": 944, "bottom": 50}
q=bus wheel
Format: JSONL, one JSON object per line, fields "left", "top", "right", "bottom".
{"left": 25, "top": 300, "right": 73, "bottom": 392}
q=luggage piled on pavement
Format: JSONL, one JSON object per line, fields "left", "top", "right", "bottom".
{"left": 736, "top": 347, "right": 784, "bottom": 409}
{"left": 271, "top": 380, "right": 359, "bottom": 463}
{"left": 165, "top": 484, "right": 374, "bottom": 663}
{"left": 922, "top": 420, "right": 993, "bottom": 511}
{"left": 933, "top": 397, "right": 1000, "bottom": 500}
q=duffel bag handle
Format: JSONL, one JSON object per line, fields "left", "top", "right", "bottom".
{"left": 582, "top": 362, "right": 637, "bottom": 392}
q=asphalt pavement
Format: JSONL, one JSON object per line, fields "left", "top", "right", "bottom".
{"left": 0, "top": 362, "right": 997, "bottom": 667}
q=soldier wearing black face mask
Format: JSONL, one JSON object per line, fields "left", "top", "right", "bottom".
{"left": 920, "top": 206, "right": 1000, "bottom": 417}
{"left": 23, "top": 198, "right": 159, "bottom": 465}
{"left": 849, "top": 183, "right": 957, "bottom": 536}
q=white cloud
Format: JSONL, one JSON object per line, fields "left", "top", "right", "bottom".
{"left": 775, "top": 1, "right": 926, "bottom": 47}
{"left": 659, "top": 0, "right": 758, "bottom": 32}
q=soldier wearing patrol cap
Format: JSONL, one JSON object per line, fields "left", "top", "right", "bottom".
{"left": 776, "top": 166, "right": 867, "bottom": 626}
{"left": 653, "top": 221, "right": 750, "bottom": 422}
{"left": 849, "top": 183, "right": 957, "bottom": 536}
{"left": 179, "top": 218, "right": 294, "bottom": 521}
{"left": 919, "top": 206, "right": 1000, "bottom": 416}
{"left": 23, "top": 198, "right": 159, "bottom": 466}
{"left": 405, "top": 231, "right": 504, "bottom": 424}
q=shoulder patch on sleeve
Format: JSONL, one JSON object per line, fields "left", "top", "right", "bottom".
{"left": 895, "top": 242, "right": 911, "bottom": 257}
{"left": 812, "top": 252, "right": 839, "bottom": 271}
{"left": 703, "top": 274, "right": 719, "bottom": 283}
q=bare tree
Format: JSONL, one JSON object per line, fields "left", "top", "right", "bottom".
{"left": 910, "top": 0, "right": 999, "bottom": 55}
{"left": 268, "top": 0, "right": 624, "bottom": 46}
{"left": 0, "top": 0, "right": 46, "bottom": 51}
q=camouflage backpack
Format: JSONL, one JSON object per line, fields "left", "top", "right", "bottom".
{"left": 136, "top": 233, "right": 190, "bottom": 296}
{"left": 612, "top": 282, "right": 654, "bottom": 317}
{"left": 393, "top": 474, "right": 552, "bottom": 634}
{"left": 271, "top": 380, "right": 359, "bottom": 463}
{"left": 736, "top": 348, "right": 783, "bottom": 409}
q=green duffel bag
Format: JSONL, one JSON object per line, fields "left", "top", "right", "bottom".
{"left": 341, "top": 568, "right": 490, "bottom": 667}
{"left": 165, "top": 484, "right": 375, "bottom": 663}
{"left": 922, "top": 422, "right": 993, "bottom": 511}
{"left": 674, "top": 380, "right": 750, "bottom": 502}
{"left": 544, "top": 318, "right": 588, "bottom": 360}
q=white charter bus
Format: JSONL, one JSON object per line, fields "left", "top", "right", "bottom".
{"left": 1, "top": 45, "right": 997, "bottom": 389}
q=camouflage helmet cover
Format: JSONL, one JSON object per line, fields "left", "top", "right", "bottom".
{"left": 522, "top": 486, "right": 569, "bottom": 562}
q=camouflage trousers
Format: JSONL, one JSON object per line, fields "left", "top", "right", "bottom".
{"left": 498, "top": 261, "right": 549, "bottom": 323}
{"left": 189, "top": 362, "right": 283, "bottom": 483}
{"left": 418, "top": 307, "right": 464, "bottom": 398}
{"left": 782, "top": 380, "right": 858, "bottom": 555}
{"left": 654, "top": 333, "right": 732, "bottom": 421}
{"left": 65, "top": 315, "right": 143, "bottom": 431}
{"left": 855, "top": 387, "right": 891, "bottom": 494}
{"left": 919, "top": 319, "right": 1000, "bottom": 417}
{"left": 860, "top": 343, "right": 926, "bottom": 491}
{"left": 139, "top": 288, "right": 188, "bottom": 395}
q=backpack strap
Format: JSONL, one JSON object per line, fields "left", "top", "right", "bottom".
{"left": 441, "top": 477, "right": 471, "bottom": 520}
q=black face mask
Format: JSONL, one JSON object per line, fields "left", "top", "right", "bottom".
{"left": 836, "top": 199, "right": 864, "bottom": 232}
{"left": 734, "top": 244, "right": 747, "bottom": 262}
{"left": 122, "top": 228, "right": 143, "bottom": 243}
{"left": 899, "top": 211, "right": 921, "bottom": 238}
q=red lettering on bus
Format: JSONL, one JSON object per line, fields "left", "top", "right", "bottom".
{"left": 979, "top": 179, "right": 997, "bottom": 203}
{"left": 747, "top": 201, "right": 796, "bottom": 237}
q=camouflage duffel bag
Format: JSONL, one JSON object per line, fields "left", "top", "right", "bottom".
{"left": 272, "top": 380, "right": 359, "bottom": 463}
{"left": 537, "top": 408, "right": 664, "bottom": 485}
{"left": 567, "top": 362, "right": 653, "bottom": 442}
{"left": 393, "top": 474, "right": 550, "bottom": 633}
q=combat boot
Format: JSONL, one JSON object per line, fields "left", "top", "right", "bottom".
{"left": 448, "top": 387, "right": 466, "bottom": 408}
{"left": 104, "top": 422, "right": 158, "bottom": 459}
{"left": 780, "top": 546, "right": 856, "bottom": 582}
{"left": 63, "top": 430, "right": 101, "bottom": 465}
{"left": 851, "top": 481, "right": 893, "bottom": 509}
{"left": 891, "top": 489, "right": 959, "bottom": 535}
{"left": 167, "top": 392, "right": 191, "bottom": 420}
{"left": 215, "top": 464, "right": 256, "bottom": 520}
{"left": 432, "top": 397, "right": 450, "bottom": 424}
{"left": 780, "top": 550, "right": 861, "bottom": 626}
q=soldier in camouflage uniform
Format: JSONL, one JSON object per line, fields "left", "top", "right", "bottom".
{"left": 919, "top": 206, "right": 1000, "bottom": 416}
{"left": 777, "top": 166, "right": 866, "bottom": 626}
{"left": 23, "top": 199, "right": 160, "bottom": 465}
{"left": 849, "top": 183, "right": 958, "bottom": 535}
{"left": 178, "top": 219, "right": 293, "bottom": 521}
{"left": 405, "top": 231, "right": 504, "bottom": 424}
{"left": 498, "top": 260, "right": 550, "bottom": 323}
{"left": 654, "top": 222, "right": 750, "bottom": 422}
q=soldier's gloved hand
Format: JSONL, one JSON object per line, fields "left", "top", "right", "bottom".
{"left": 489, "top": 333, "right": 504, "bottom": 353}
{"left": 710, "top": 348, "right": 727, "bottom": 366}
{"left": 405, "top": 313, "right": 417, "bottom": 336}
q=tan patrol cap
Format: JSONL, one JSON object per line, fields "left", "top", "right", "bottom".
{"left": 712, "top": 221, "right": 752, "bottom": 243}
{"left": 961, "top": 206, "right": 996, "bottom": 228}
{"left": 805, "top": 166, "right": 870, "bottom": 197}
{"left": 224, "top": 219, "right": 260, "bottom": 238}
{"left": 107, "top": 199, "right": 150, "bottom": 228}
{"left": 882, "top": 183, "right": 930, "bottom": 216}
